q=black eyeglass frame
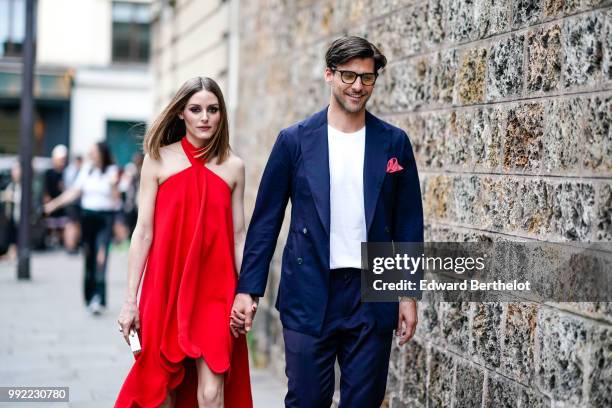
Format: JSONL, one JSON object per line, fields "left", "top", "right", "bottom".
{"left": 330, "top": 67, "right": 379, "bottom": 86}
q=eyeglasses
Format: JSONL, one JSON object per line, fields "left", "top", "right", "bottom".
{"left": 330, "top": 68, "right": 378, "bottom": 86}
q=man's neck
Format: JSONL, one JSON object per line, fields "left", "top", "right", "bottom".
{"left": 327, "top": 101, "right": 366, "bottom": 133}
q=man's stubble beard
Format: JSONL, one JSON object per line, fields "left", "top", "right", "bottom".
{"left": 332, "top": 87, "right": 371, "bottom": 114}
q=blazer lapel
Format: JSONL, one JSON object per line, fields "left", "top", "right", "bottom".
{"left": 363, "top": 111, "right": 390, "bottom": 233}
{"left": 300, "top": 108, "right": 389, "bottom": 236}
{"left": 300, "top": 107, "right": 330, "bottom": 235}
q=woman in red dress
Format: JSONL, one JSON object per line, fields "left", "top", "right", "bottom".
{"left": 115, "top": 77, "right": 253, "bottom": 407}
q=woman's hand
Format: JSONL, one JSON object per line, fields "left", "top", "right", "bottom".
{"left": 43, "top": 201, "right": 55, "bottom": 215}
{"left": 117, "top": 299, "right": 140, "bottom": 345}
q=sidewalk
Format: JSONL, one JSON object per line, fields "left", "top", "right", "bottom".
{"left": 0, "top": 248, "right": 285, "bottom": 407}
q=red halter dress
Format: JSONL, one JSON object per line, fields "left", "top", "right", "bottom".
{"left": 115, "top": 136, "right": 252, "bottom": 407}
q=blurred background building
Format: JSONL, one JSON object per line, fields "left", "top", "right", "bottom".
{"left": 150, "top": 0, "right": 239, "bottom": 128}
{"left": 1, "top": 0, "right": 153, "bottom": 165}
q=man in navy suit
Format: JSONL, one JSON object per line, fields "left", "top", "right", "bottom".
{"left": 231, "top": 36, "right": 424, "bottom": 407}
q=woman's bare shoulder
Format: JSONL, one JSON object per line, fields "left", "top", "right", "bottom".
{"left": 158, "top": 141, "right": 189, "bottom": 168}
{"left": 146, "top": 141, "right": 190, "bottom": 185}
{"left": 140, "top": 153, "right": 160, "bottom": 180}
{"left": 159, "top": 141, "right": 183, "bottom": 159}
{"left": 225, "top": 151, "right": 245, "bottom": 172}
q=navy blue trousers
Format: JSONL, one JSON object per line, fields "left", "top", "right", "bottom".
{"left": 283, "top": 267, "right": 393, "bottom": 408}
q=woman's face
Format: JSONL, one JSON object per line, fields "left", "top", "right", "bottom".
{"left": 179, "top": 90, "right": 221, "bottom": 143}
{"left": 89, "top": 145, "right": 102, "bottom": 167}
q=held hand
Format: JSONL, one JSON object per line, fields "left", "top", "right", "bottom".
{"left": 229, "top": 293, "right": 258, "bottom": 338}
{"left": 117, "top": 299, "right": 140, "bottom": 345}
{"left": 43, "top": 202, "right": 54, "bottom": 216}
{"left": 396, "top": 298, "right": 418, "bottom": 346}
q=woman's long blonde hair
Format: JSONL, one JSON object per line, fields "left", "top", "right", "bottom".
{"left": 143, "top": 77, "right": 230, "bottom": 162}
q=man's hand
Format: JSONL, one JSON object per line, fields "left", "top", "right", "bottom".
{"left": 230, "top": 293, "right": 259, "bottom": 338}
{"left": 396, "top": 298, "right": 418, "bottom": 345}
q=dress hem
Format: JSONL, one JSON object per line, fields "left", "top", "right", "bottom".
{"left": 115, "top": 347, "right": 232, "bottom": 408}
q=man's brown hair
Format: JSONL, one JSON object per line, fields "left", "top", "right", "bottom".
{"left": 325, "top": 36, "right": 387, "bottom": 72}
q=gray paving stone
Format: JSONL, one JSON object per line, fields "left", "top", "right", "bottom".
{"left": 0, "top": 250, "right": 285, "bottom": 407}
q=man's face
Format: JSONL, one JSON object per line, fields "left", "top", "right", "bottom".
{"left": 325, "top": 57, "right": 376, "bottom": 114}
{"left": 52, "top": 154, "right": 67, "bottom": 171}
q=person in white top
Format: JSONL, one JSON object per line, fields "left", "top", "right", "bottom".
{"left": 44, "top": 142, "right": 120, "bottom": 315}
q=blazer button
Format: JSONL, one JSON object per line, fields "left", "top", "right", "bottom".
{"left": 302, "top": 227, "right": 308, "bottom": 234}
{"left": 297, "top": 257, "right": 303, "bottom": 265}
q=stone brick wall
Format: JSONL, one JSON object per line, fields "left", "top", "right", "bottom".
{"left": 151, "top": 0, "right": 231, "bottom": 111}
{"left": 233, "top": 1, "right": 611, "bottom": 407}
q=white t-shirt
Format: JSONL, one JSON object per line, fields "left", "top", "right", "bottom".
{"left": 327, "top": 124, "right": 367, "bottom": 269}
{"left": 73, "top": 163, "right": 119, "bottom": 211}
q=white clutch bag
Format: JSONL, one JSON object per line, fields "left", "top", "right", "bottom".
{"left": 119, "top": 325, "right": 142, "bottom": 354}
{"left": 128, "top": 329, "right": 142, "bottom": 354}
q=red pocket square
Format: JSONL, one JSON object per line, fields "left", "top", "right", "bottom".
{"left": 386, "top": 157, "right": 404, "bottom": 173}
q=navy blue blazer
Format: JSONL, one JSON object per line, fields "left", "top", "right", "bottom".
{"left": 237, "top": 106, "right": 424, "bottom": 336}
